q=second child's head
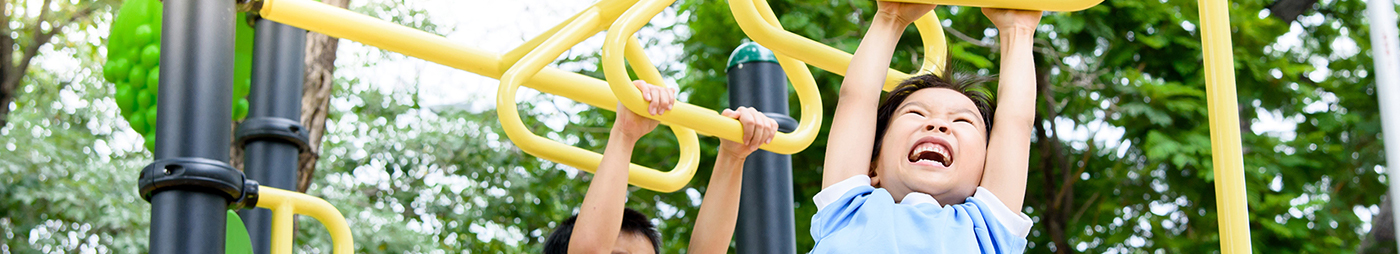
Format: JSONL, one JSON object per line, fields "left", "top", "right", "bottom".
{"left": 870, "top": 70, "right": 995, "bottom": 205}
{"left": 543, "top": 208, "right": 662, "bottom": 254}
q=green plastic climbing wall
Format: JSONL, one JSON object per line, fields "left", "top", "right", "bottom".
{"left": 104, "top": 0, "right": 256, "bottom": 151}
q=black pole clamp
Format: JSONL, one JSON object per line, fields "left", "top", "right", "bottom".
{"left": 139, "top": 158, "right": 260, "bottom": 210}
{"left": 762, "top": 113, "right": 798, "bottom": 134}
{"left": 235, "top": 117, "right": 311, "bottom": 152}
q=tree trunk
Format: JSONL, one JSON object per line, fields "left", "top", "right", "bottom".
{"left": 1034, "top": 68, "right": 1074, "bottom": 254}
{"left": 0, "top": 0, "right": 97, "bottom": 130}
{"left": 1269, "top": 0, "right": 1318, "bottom": 24}
{"left": 295, "top": 0, "right": 351, "bottom": 192}
{"left": 1360, "top": 195, "right": 1397, "bottom": 254}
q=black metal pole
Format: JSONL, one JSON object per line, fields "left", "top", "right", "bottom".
{"left": 238, "top": 18, "right": 307, "bottom": 254}
{"left": 147, "top": 0, "right": 237, "bottom": 252}
{"left": 727, "top": 42, "right": 797, "bottom": 254}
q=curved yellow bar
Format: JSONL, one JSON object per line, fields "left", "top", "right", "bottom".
{"left": 603, "top": 0, "right": 822, "bottom": 154}
{"left": 881, "top": 0, "right": 1103, "bottom": 12}
{"left": 730, "top": 0, "right": 945, "bottom": 91}
{"left": 495, "top": 5, "right": 702, "bottom": 193}
{"left": 914, "top": 16, "right": 947, "bottom": 76}
{"left": 255, "top": 187, "right": 353, "bottom": 254}
{"left": 263, "top": 0, "right": 702, "bottom": 192}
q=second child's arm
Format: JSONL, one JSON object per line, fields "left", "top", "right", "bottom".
{"left": 688, "top": 107, "right": 778, "bottom": 254}
{"left": 979, "top": 9, "right": 1042, "bottom": 212}
{"left": 822, "top": 2, "right": 936, "bottom": 188}
{"left": 569, "top": 81, "right": 676, "bottom": 254}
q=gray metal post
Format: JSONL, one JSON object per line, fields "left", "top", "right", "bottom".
{"left": 727, "top": 42, "right": 796, "bottom": 254}
{"left": 1366, "top": 0, "right": 1400, "bottom": 249}
{"left": 238, "top": 18, "right": 308, "bottom": 254}
{"left": 145, "top": 0, "right": 238, "bottom": 252}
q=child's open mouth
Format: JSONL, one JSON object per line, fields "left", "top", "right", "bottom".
{"left": 908, "top": 137, "right": 953, "bottom": 167}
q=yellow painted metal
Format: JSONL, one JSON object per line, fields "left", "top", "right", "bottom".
{"left": 603, "top": 0, "right": 822, "bottom": 154}
{"left": 255, "top": 187, "right": 353, "bottom": 254}
{"left": 493, "top": 3, "right": 702, "bottom": 193}
{"left": 1198, "top": 0, "right": 1252, "bottom": 252}
{"left": 260, "top": 0, "right": 702, "bottom": 192}
{"left": 729, "top": 0, "right": 946, "bottom": 91}
{"left": 881, "top": 0, "right": 1103, "bottom": 12}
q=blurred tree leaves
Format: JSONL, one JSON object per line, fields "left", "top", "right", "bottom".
{"left": 4, "top": 0, "right": 1399, "bottom": 253}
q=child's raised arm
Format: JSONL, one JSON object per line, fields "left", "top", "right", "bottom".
{"left": 569, "top": 80, "right": 676, "bottom": 254}
{"left": 978, "top": 9, "right": 1042, "bottom": 212}
{"left": 822, "top": 2, "right": 936, "bottom": 188}
{"left": 688, "top": 107, "right": 778, "bottom": 253}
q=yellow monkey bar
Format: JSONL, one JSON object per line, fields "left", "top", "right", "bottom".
{"left": 259, "top": 0, "right": 703, "bottom": 192}
{"left": 255, "top": 187, "right": 353, "bottom": 254}
{"left": 257, "top": 0, "right": 1250, "bottom": 251}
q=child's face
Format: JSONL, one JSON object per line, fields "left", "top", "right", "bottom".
{"left": 611, "top": 231, "right": 656, "bottom": 254}
{"left": 873, "top": 88, "right": 988, "bottom": 205}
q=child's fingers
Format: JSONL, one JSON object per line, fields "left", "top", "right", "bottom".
{"left": 721, "top": 108, "right": 738, "bottom": 118}
{"left": 754, "top": 111, "right": 775, "bottom": 146}
{"left": 739, "top": 107, "right": 756, "bottom": 145}
{"left": 641, "top": 81, "right": 655, "bottom": 102}
{"left": 660, "top": 87, "right": 675, "bottom": 114}
{"left": 650, "top": 86, "right": 663, "bottom": 115}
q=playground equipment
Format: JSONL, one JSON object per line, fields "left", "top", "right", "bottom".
{"left": 727, "top": 42, "right": 800, "bottom": 253}
{"left": 129, "top": 0, "right": 1255, "bottom": 252}
{"left": 103, "top": 0, "right": 254, "bottom": 151}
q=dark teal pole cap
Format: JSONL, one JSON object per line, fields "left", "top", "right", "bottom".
{"left": 727, "top": 41, "right": 779, "bottom": 70}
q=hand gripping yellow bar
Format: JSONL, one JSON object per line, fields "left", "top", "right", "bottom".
{"left": 255, "top": 187, "right": 353, "bottom": 254}
{"left": 880, "top": 0, "right": 1103, "bottom": 12}
{"left": 729, "top": 0, "right": 947, "bottom": 91}
{"left": 495, "top": 2, "right": 702, "bottom": 193}
{"left": 603, "top": 0, "right": 822, "bottom": 154}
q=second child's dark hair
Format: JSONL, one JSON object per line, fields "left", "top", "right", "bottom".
{"left": 542, "top": 208, "right": 662, "bottom": 254}
{"left": 870, "top": 64, "right": 995, "bottom": 175}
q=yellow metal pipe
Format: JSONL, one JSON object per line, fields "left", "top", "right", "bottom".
{"left": 262, "top": 0, "right": 703, "bottom": 192}
{"left": 625, "top": 36, "right": 668, "bottom": 89}
{"left": 1197, "top": 0, "right": 1252, "bottom": 252}
{"left": 913, "top": 15, "right": 946, "bottom": 76}
{"left": 501, "top": 0, "right": 641, "bottom": 70}
{"left": 255, "top": 187, "right": 354, "bottom": 254}
{"left": 604, "top": 0, "right": 820, "bottom": 154}
{"left": 494, "top": 6, "right": 702, "bottom": 193}
{"left": 880, "top": 0, "right": 1103, "bottom": 12}
{"left": 731, "top": 0, "right": 944, "bottom": 91}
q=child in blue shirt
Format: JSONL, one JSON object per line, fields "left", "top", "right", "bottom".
{"left": 813, "top": 2, "right": 1042, "bottom": 253}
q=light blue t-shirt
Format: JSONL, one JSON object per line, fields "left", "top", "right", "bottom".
{"left": 810, "top": 175, "right": 1033, "bottom": 254}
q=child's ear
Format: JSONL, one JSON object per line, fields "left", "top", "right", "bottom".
{"left": 868, "top": 166, "right": 882, "bottom": 187}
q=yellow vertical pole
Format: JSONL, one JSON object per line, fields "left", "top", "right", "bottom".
{"left": 1197, "top": 0, "right": 1252, "bottom": 252}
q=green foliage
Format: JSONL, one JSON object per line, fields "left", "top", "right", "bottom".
{"left": 5, "top": 0, "right": 1395, "bottom": 253}
{"left": 1, "top": 23, "right": 151, "bottom": 253}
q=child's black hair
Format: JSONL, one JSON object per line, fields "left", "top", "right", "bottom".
{"left": 543, "top": 208, "right": 662, "bottom": 254}
{"left": 870, "top": 64, "right": 995, "bottom": 175}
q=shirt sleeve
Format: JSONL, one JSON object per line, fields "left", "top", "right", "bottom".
{"left": 813, "top": 175, "right": 872, "bottom": 212}
{"left": 972, "top": 187, "right": 1034, "bottom": 238}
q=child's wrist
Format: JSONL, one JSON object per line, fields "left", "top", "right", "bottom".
{"left": 872, "top": 12, "right": 914, "bottom": 29}
{"left": 998, "top": 27, "right": 1036, "bottom": 46}
{"left": 996, "top": 25, "right": 1036, "bottom": 37}
{"left": 610, "top": 127, "right": 643, "bottom": 144}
